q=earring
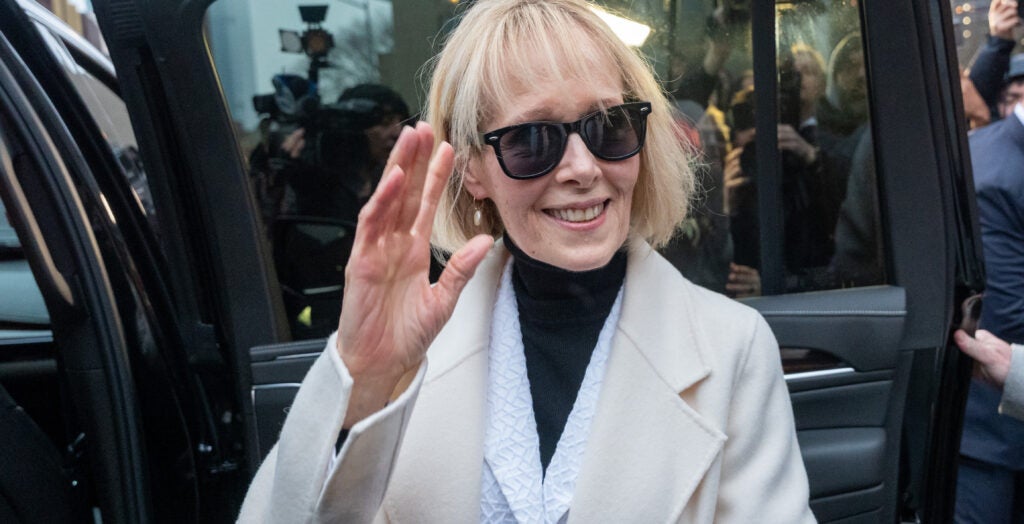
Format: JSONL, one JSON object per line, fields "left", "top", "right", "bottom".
{"left": 473, "top": 203, "right": 482, "bottom": 227}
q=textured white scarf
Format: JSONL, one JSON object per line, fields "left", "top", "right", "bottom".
{"left": 480, "top": 259, "right": 623, "bottom": 524}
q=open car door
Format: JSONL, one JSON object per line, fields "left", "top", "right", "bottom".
{"left": 90, "top": 0, "right": 983, "bottom": 521}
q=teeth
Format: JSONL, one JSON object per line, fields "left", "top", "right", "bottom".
{"left": 552, "top": 203, "right": 604, "bottom": 222}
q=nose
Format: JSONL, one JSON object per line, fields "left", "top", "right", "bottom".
{"left": 553, "top": 133, "right": 600, "bottom": 187}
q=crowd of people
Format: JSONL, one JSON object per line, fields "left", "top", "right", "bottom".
{"left": 954, "top": 0, "right": 1024, "bottom": 521}
{"left": 660, "top": 3, "right": 882, "bottom": 298}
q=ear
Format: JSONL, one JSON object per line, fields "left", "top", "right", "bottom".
{"left": 462, "top": 157, "right": 491, "bottom": 200}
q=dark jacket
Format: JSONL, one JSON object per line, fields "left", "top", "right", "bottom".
{"left": 961, "top": 112, "right": 1024, "bottom": 468}
{"left": 969, "top": 35, "right": 1015, "bottom": 121}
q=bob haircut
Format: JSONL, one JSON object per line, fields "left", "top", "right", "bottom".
{"left": 425, "top": 0, "right": 694, "bottom": 253}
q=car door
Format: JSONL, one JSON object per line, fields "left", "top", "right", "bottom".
{"left": 90, "top": 0, "right": 981, "bottom": 522}
{"left": 0, "top": 0, "right": 262, "bottom": 520}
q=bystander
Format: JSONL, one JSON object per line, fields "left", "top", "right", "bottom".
{"left": 956, "top": 93, "right": 1024, "bottom": 523}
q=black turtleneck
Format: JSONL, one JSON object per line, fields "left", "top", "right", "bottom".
{"left": 504, "top": 235, "right": 626, "bottom": 473}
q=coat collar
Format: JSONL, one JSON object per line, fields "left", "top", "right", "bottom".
{"left": 569, "top": 239, "right": 725, "bottom": 523}
{"left": 385, "top": 239, "right": 726, "bottom": 523}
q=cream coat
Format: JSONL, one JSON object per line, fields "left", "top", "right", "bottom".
{"left": 239, "top": 240, "right": 815, "bottom": 523}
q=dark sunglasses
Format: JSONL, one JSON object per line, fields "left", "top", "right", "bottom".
{"left": 481, "top": 101, "right": 652, "bottom": 179}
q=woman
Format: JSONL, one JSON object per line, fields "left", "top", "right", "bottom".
{"left": 240, "top": 1, "right": 813, "bottom": 522}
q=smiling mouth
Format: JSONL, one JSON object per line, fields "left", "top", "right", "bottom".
{"left": 546, "top": 201, "right": 607, "bottom": 223}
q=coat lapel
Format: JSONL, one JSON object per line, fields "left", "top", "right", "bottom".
{"left": 381, "top": 242, "right": 509, "bottom": 523}
{"left": 383, "top": 240, "right": 727, "bottom": 522}
{"left": 570, "top": 240, "right": 727, "bottom": 523}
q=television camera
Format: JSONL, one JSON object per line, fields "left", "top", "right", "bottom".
{"left": 251, "top": 5, "right": 373, "bottom": 167}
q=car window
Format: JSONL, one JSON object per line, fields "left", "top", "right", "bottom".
{"left": 1, "top": 15, "right": 158, "bottom": 334}
{"left": 0, "top": 136, "right": 49, "bottom": 330}
{"left": 0, "top": 198, "right": 17, "bottom": 251}
{"left": 32, "top": 20, "right": 156, "bottom": 219}
{"left": 205, "top": 0, "right": 883, "bottom": 340}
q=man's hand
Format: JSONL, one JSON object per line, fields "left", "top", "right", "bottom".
{"left": 990, "top": 0, "right": 1020, "bottom": 41}
{"left": 955, "top": 329, "right": 1013, "bottom": 388}
{"left": 777, "top": 124, "right": 818, "bottom": 164}
{"left": 726, "top": 263, "right": 761, "bottom": 298}
{"left": 723, "top": 146, "right": 750, "bottom": 215}
{"left": 280, "top": 128, "right": 306, "bottom": 159}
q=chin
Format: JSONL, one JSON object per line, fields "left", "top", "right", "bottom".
{"left": 548, "top": 243, "right": 622, "bottom": 272}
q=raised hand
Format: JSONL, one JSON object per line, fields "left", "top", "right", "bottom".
{"left": 723, "top": 146, "right": 750, "bottom": 215}
{"left": 337, "top": 122, "right": 494, "bottom": 427}
{"left": 989, "top": 0, "right": 1020, "bottom": 41}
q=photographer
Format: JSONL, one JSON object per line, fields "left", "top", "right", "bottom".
{"left": 282, "top": 84, "right": 408, "bottom": 223}
{"left": 724, "top": 45, "right": 840, "bottom": 295}
{"left": 252, "top": 83, "right": 409, "bottom": 225}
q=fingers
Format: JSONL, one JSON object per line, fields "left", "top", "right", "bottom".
{"left": 281, "top": 128, "right": 306, "bottom": 158}
{"left": 383, "top": 125, "right": 418, "bottom": 177}
{"left": 991, "top": 0, "right": 1020, "bottom": 38}
{"left": 412, "top": 142, "right": 455, "bottom": 238}
{"left": 726, "top": 263, "right": 761, "bottom": 296}
{"left": 956, "top": 329, "right": 1013, "bottom": 387}
{"left": 955, "top": 329, "right": 983, "bottom": 360}
{"left": 955, "top": 329, "right": 1011, "bottom": 365}
{"left": 434, "top": 234, "right": 494, "bottom": 310}
{"left": 369, "top": 123, "right": 443, "bottom": 235}
{"left": 397, "top": 123, "right": 436, "bottom": 227}
{"left": 724, "top": 172, "right": 750, "bottom": 189}
{"left": 354, "top": 164, "right": 407, "bottom": 243}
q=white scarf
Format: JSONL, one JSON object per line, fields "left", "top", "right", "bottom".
{"left": 480, "top": 259, "right": 624, "bottom": 524}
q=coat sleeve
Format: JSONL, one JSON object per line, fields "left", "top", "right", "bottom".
{"left": 715, "top": 315, "right": 817, "bottom": 523}
{"left": 975, "top": 170, "right": 1024, "bottom": 343}
{"left": 238, "top": 332, "right": 426, "bottom": 523}
{"left": 969, "top": 35, "right": 1015, "bottom": 117}
{"left": 1000, "top": 344, "right": 1024, "bottom": 421}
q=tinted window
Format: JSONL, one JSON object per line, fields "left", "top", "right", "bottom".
{"left": 206, "top": 0, "right": 884, "bottom": 340}
{"left": 33, "top": 21, "right": 156, "bottom": 219}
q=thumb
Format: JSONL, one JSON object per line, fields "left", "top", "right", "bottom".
{"left": 434, "top": 235, "right": 494, "bottom": 310}
{"left": 956, "top": 330, "right": 984, "bottom": 360}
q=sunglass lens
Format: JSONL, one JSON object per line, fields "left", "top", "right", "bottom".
{"left": 585, "top": 105, "right": 642, "bottom": 159}
{"left": 499, "top": 124, "right": 563, "bottom": 178}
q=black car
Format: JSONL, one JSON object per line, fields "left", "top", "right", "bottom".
{"left": 0, "top": 0, "right": 984, "bottom": 522}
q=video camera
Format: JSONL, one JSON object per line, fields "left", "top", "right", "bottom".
{"left": 251, "top": 5, "right": 374, "bottom": 168}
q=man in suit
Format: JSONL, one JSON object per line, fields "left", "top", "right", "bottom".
{"left": 956, "top": 73, "right": 1024, "bottom": 522}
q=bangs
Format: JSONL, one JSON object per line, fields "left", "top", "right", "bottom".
{"left": 475, "top": 6, "right": 625, "bottom": 127}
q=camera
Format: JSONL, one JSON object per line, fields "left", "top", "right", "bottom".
{"left": 251, "top": 5, "right": 372, "bottom": 168}
{"left": 254, "top": 73, "right": 372, "bottom": 168}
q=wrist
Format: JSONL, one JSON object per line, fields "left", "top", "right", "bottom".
{"left": 343, "top": 373, "right": 403, "bottom": 428}
{"left": 989, "top": 33, "right": 1016, "bottom": 49}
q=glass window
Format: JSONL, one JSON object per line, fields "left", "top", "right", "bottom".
{"left": 33, "top": 22, "right": 156, "bottom": 220}
{"left": 767, "top": 0, "right": 883, "bottom": 293}
{"left": 206, "top": 0, "right": 884, "bottom": 340}
{"left": 0, "top": 198, "right": 49, "bottom": 330}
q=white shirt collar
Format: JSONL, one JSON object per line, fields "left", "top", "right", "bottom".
{"left": 1014, "top": 102, "right": 1024, "bottom": 127}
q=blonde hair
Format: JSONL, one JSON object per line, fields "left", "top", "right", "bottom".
{"left": 426, "top": 0, "right": 694, "bottom": 253}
